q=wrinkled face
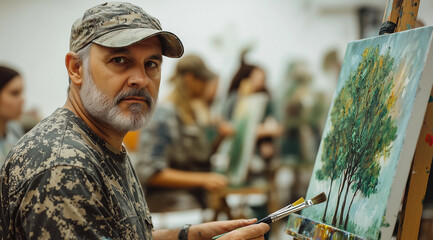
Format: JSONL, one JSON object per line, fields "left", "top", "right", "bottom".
{"left": 0, "top": 76, "right": 24, "bottom": 121}
{"left": 80, "top": 37, "right": 162, "bottom": 132}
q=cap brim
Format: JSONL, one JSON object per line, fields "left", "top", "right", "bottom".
{"left": 93, "top": 28, "right": 184, "bottom": 58}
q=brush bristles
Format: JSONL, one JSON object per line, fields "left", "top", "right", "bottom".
{"left": 311, "top": 192, "right": 327, "bottom": 204}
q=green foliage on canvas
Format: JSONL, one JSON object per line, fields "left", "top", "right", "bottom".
{"left": 365, "top": 218, "right": 382, "bottom": 239}
{"left": 316, "top": 45, "right": 398, "bottom": 232}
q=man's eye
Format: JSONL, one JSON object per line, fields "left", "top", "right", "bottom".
{"left": 111, "top": 57, "right": 126, "bottom": 64}
{"left": 145, "top": 61, "right": 158, "bottom": 68}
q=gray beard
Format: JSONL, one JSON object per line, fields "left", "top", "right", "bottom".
{"left": 79, "top": 69, "right": 156, "bottom": 133}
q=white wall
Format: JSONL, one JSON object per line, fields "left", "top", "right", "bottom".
{"left": 0, "top": 0, "right": 432, "bottom": 117}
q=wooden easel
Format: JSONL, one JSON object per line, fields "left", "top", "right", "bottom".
{"left": 380, "top": 0, "right": 433, "bottom": 239}
{"left": 285, "top": 1, "right": 433, "bottom": 239}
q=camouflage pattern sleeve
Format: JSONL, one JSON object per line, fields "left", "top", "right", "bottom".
{"left": 15, "top": 165, "right": 120, "bottom": 239}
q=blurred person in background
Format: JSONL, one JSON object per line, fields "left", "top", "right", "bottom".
{"left": 0, "top": 66, "right": 24, "bottom": 166}
{"left": 191, "top": 73, "right": 235, "bottom": 155}
{"left": 278, "top": 60, "right": 327, "bottom": 204}
{"left": 319, "top": 49, "right": 341, "bottom": 118}
{"left": 279, "top": 60, "right": 324, "bottom": 163}
{"left": 221, "top": 50, "right": 283, "bottom": 230}
{"left": 0, "top": 2, "right": 269, "bottom": 239}
{"left": 223, "top": 49, "right": 283, "bottom": 175}
{"left": 135, "top": 54, "right": 233, "bottom": 213}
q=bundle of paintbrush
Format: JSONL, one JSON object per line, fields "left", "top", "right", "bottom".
{"left": 212, "top": 192, "right": 327, "bottom": 239}
{"left": 256, "top": 192, "right": 326, "bottom": 224}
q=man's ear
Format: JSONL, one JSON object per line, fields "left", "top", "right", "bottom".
{"left": 65, "top": 52, "right": 83, "bottom": 86}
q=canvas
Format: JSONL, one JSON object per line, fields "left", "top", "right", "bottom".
{"left": 217, "top": 93, "right": 268, "bottom": 186}
{"left": 287, "top": 26, "right": 433, "bottom": 240}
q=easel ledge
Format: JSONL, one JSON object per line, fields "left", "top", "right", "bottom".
{"left": 286, "top": 214, "right": 365, "bottom": 240}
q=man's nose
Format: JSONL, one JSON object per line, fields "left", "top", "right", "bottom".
{"left": 127, "top": 69, "right": 149, "bottom": 88}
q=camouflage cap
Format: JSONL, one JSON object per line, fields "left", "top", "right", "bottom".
{"left": 69, "top": 2, "right": 184, "bottom": 58}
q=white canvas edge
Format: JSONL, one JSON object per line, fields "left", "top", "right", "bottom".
{"left": 381, "top": 35, "right": 433, "bottom": 239}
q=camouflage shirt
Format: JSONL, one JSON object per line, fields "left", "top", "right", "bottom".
{"left": 0, "top": 108, "right": 153, "bottom": 239}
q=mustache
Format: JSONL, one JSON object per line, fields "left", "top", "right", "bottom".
{"left": 114, "top": 88, "right": 154, "bottom": 107}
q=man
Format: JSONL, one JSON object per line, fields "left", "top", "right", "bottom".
{"left": 0, "top": 2, "right": 269, "bottom": 239}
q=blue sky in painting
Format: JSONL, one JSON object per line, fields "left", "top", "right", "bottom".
{"left": 299, "top": 26, "right": 433, "bottom": 239}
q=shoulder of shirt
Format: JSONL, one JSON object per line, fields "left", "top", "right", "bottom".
{"left": 3, "top": 108, "right": 103, "bottom": 194}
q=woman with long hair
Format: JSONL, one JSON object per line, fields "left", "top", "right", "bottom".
{"left": 223, "top": 50, "right": 283, "bottom": 162}
{"left": 0, "top": 66, "right": 24, "bottom": 166}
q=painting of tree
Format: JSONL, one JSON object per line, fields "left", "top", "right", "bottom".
{"left": 318, "top": 46, "right": 398, "bottom": 229}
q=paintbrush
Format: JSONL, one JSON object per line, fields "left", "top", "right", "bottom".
{"left": 261, "top": 192, "right": 327, "bottom": 224}
{"left": 255, "top": 197, "right": 305, "bottom": 224}
{"left": 212, "top": 195, "right": 323, "bottom": 239}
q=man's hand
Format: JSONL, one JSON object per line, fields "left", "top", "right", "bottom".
{"left": 188, "top": 219, "right": 270, "bottom": 240}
